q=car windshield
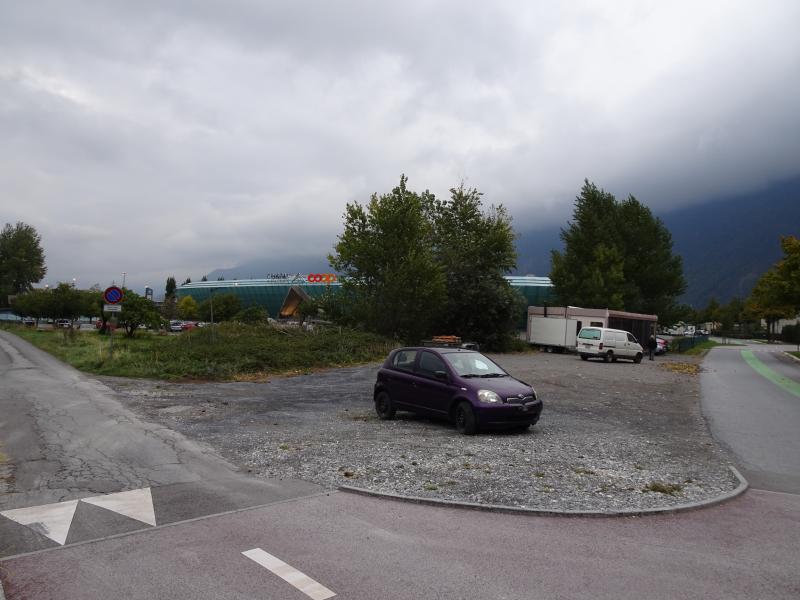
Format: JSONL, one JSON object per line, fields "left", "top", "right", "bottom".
{"left": 578, "top": 328, "right": 601, "bottom": 340}
{"left": 445, "top": 352, "right": 507, "bottom": 378}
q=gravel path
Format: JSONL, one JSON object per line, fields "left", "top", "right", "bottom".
{"left": 103, "top": 351, "right": 740, "bottom": 512}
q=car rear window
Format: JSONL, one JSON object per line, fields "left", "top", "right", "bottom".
{"left": 578, "top": 328, "right": 601, "bottom": 340}
{"left": 392, "top": 350, "right": 417, "bottom": 372}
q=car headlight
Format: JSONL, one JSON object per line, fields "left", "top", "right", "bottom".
{"left": 477, "top": 389, "right": 502, "bottom": 404}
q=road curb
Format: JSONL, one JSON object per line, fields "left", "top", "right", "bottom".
{"left": 784, "top": 351, "right": 800, "bottom": 363}
{"left": 340, "top": 465, "right": 749, "bottom": 518}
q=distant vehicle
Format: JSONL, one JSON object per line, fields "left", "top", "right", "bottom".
{"left": 696, "top": 329, "right": 709, "bottom": 336}
{"left": 169, "top": 320, "right": 184, "bottom": 332}
{"left": 577, "top": 327, "right": 643, "bottom": 363}
{"left": 181, "top": 321, "right": 197, "bottom": 331}
{"left": 374, "top": 347, "right": 542, "bottom": 435}
{"left": 22, "top": 317, "right": 35, "bottom": 326}
{"left": 655, "top": 337, "right": 668, "bottom": 355}
{"left": 55, "top": 319, "right": 71, "bottom": 328}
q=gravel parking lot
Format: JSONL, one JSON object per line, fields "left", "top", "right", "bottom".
{"left": 104, "top": 351, "right": 739, "bottom": 512}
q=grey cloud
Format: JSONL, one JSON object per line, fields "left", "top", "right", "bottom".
{"left": 1, "top": 1, "right": 798, "bottom": 292}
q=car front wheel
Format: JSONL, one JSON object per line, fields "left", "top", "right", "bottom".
{"left": 374, "top": 391, "right": 396, "bottom": 420}
{"left": 634, "top": 353, "right": 643, "bottom": 364}
{"left": 454, "top": 401, "right": 477, "bottom": 435}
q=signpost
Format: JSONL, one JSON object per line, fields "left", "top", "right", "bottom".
{"left": 103, "top": 286, "right": 124, "bottom": 356}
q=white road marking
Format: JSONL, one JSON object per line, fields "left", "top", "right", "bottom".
{"left": 242, "top": 548, "right": 336, "bottom": 600}
{"left": 1, "top": 499, "right": 79, "bottom": 545}
{"left": 83, "top": 487, "right": 157, "bottom": 526}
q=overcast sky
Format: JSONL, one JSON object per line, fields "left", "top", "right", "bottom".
{"left": 2, "top": 0, "right": 799, "bottom": 292}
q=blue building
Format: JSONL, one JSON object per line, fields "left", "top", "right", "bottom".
{"left": 177, "top": 274, "right": 554, "bottom": 327}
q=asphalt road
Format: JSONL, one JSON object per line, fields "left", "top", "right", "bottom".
{"left": 2, "top": 489, "right": 798, "bottom": 600}
{"left": 701, "top": 342, "right": 800, "bottom": 494}
{"left": 0, "top": 330, "right": 321, "bottom": 558}
{"left": 1, "top": 331, "right": 799, "bottom": 599}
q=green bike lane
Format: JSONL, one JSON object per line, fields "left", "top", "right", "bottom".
{"left": 701, "top": 345, "right": 800, "bottom": 494}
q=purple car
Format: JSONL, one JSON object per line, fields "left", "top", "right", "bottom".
{"left": 374, "top": 347, "right": 542, "bottom": 435}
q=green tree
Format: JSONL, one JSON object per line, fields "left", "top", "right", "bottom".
{"left": 699, "top": 298, "right": 722, "bottom": 326}
{"left": 10, "top": 288, "right": 50, "bottom": 324}
{"left": 198, "top": 293, "right": 241, "bottom": 322}
{"left": 429, "top": 184, "right": 523, "bottom": 349}
{"left": 117, "top": 290, "right": 161, "bottom": 337}
{"left": 165, "top": 276, "right": 177, "bottom": 300}
{"left": 550, "top": 180, "right": 685, "bottom": 316}
{"left": 329, "top": 175, "right": 446, "bottom": 342}
{"left": 201, "top": 275, "right": 208, "bottom": 282}
{"left": 177, "top": 295, "right": 199, "bottom": 320}
{"left": 747, "top": 256, "right": 796, "bottom": 341}
{"left": 235, "top": 306, "right": 269, "bottom": 324}
{"left": 0, "top": 222, "right": 47, "bottom": 306}
{"left": 47, "top": 282, "right": 84, "bottom": 324}
{"left": 774, "top": 236, "right": 800, "bottom": 310}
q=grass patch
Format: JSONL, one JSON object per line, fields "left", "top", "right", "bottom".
{"left": 680, "top": 340, "right": 721, "bottom": 355}
{"left": 1, "top": 322, "right": 395, "bottom": 381}
{"left": 789, "top": 351, "right": 800, "bottom": 359}
{"left": 643, "top": 481, "right": 683, "bottom": 496}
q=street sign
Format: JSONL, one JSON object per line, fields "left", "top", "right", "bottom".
{"left": 103, "top": 286, "right": 124, "bottom": 304}
{"left": 104, "top": 304, "right": 122, "bottom": 313}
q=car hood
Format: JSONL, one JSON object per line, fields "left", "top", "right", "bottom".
{"left": 460, "top": 376, "right": 534, "bottom": 398}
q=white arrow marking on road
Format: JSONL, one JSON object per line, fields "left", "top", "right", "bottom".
{"left": 82, "top": 487, "right": 156, "bottom": 526}
{"left": 1, "top": 499, "right": 80, "bottom": 545}
{"left": 242, "top": 548, "right": 336, "bottom": 600}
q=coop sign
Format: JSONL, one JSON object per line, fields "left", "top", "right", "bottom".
{"left": 306, "top": 273, "right": 338, "bottom": 283}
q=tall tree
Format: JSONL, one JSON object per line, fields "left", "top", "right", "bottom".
{"left": 429, "top": 184, "right": 523, "bottom": 349}
{"left": 0, "top": 222, "right": 47, "bottom": 305}
{"left": 329, "top": 175, "right": 446, "bottom": 342}
{"left": 550, "top": 180, "right": 685, "bottom": 316}
{"left": 165, "top": 276, "right": 177, "bottom": 299}
{"left": 746, "top": 236, "right": 800, "bottom": 340}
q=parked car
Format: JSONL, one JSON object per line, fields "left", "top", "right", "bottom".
{"left": 169, "top": 320, "right": 184, "bottom": 332}
{"left": 22, "top": 317, "right": 35, "bottom": 327}
{"left": 577, "top": 327, "right": 644, "bottom": 363}
{"left": 373, "top": 347, "right": 542, "bottom": 435}
{"left": 55, "top": 319, "right": 71, "bottom": 328}
{"left": 655, "top": 337, "right": 668, "bottom": 355}
{"left": 181, "top": 321, "right": 197, "bottom": 331}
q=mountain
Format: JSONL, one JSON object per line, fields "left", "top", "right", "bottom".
{"left": 208, "top": 178, "right": 799, "bottom": 308}
{"left": 515, "top": 177, "right": 800, "bottom": 308}
{"left": 206, "top": 257, "right": 331, "bottom": 281}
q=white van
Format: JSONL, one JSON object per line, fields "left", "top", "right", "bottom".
{"left": 577, "top": 327, "right": 644, "bottom": 363}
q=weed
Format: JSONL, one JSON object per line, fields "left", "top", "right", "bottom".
{"left": 573, "top": 467, "right": 596, "bottom": 476}
{"left": 533, "top": 471, "right": 545, "bottom": 478}
{"left": 424, "top": 483, "right": 439, "bottom": 491}
{"left": 643, "top": 481, "right": 683, "bottom": 495}
{"left": 1, "top": 323, "right": 393, "bottom": 381}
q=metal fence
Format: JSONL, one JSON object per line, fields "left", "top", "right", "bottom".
{"left": 672, "top": 334, "right": 710, "bottom": 353}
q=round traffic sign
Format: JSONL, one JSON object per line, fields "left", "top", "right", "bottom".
{"left": 103, "top": 286, "right": 124, "bottom": 304}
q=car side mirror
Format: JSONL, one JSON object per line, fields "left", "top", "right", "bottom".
{"left": 434, "top": 370, "right": 448, "bottom": 381}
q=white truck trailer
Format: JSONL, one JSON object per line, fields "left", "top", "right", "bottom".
{"left": 527, "top": 306, "right": 658, "bottom": 352}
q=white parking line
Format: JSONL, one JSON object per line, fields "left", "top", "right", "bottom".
{"left": 242, "top": 548, "right": 336, "bottom": 600}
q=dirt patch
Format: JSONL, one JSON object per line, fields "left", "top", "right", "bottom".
{"left": 103, "top": 351, "right": 738, "bottom": 512}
